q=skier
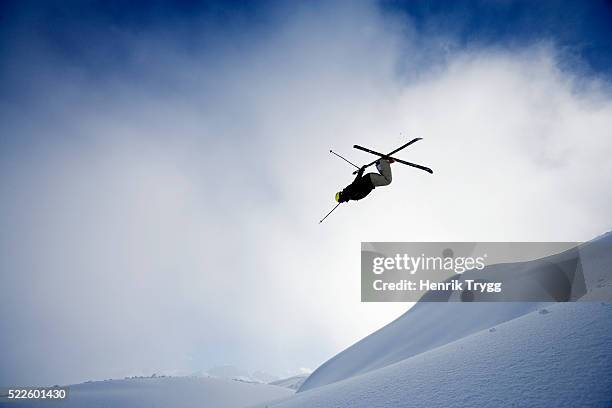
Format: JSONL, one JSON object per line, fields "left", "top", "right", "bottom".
{"left": 335, "top": 158, "right": 394, "bottom": 203}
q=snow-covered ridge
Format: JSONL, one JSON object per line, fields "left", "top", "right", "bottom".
{"left": 297, "top": 234, "right": 612, "bottom": 399}
{"left": 264, "top": 300, "right": 612, "bottom": 408}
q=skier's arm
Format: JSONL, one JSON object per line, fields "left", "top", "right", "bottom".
{"left": 353, "top": 165, "right": 366, "bottom": 182}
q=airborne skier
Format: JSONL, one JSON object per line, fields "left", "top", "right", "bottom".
{"left": 319, "top": 137, "right": 432, "bottom": 223}
{"left": 335, "top": 158, "right": 394, "bottom": 203}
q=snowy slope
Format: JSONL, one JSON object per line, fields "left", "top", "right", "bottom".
{"left": 269, "top": 375, "right": 308, "bottom": 390}
{"left": 4, "top": 376, "right": 293, "bottom": 408}
{"left": 300, "top": 234, "right": 612, "bottom": 392}
{"left": 261, "top": 300, "right": 612, "bottom": 408}
{"left": 263, "top": 234, "right": 612, "bottom": 407}
{"left": 299, "top": 301, "right": 544, "bottom": 392}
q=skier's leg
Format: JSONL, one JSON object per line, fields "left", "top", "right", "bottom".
{"left": 368, "top": 159, "right": 392, "bottom": 187}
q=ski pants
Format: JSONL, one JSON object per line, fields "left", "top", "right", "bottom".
{"left": 368, "top": 159, "right": 392, "bottom": 187}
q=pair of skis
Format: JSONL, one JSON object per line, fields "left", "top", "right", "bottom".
{"left": 320, "top": 138, "right": 432, "bottom": 223}
{"left": 352, "top": 137, "right": 433, "bottom": 175}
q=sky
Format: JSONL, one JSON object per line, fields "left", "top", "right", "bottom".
{"left": 1, "top": 0, "right": 612, "bottom": 386}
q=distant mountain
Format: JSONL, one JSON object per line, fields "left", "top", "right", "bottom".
{"left": 206, "top": 365, "right": 252, "bottom": 381}
{"left": 252, "top": 371, "right": 280, "bottom": 384}
{"left": 205, "top": 365, "right": 279, "bottom": 384}
{"left": 269, "top": 374, "right": 308, "bottom": 390}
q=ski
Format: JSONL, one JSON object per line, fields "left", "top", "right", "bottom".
{"left": 363, "top": 137, "right": 421, "bottom": 167}
{"left": 353, "top": 143, "right": 433, "bottom": 174}
{"left": 385, "top": 137, "right": 422, "bottom": 156}
{"left": 353, "top": 138, "right": 422, "bottom": 173}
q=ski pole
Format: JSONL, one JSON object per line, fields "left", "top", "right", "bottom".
{"left": 329, "top": 150, "right": 359, "bottom": 169}
{"left": 319, "top": 202, "right": 341, "bottom": 224}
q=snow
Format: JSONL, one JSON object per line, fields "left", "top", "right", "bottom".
{"left": 300, "top": 234, "right": 612, "bottom": 393}
{"left": 260, "top": 300, "right": 612, "bottom": 408}
{"left": 269, "top": 375, "right": 308, "bottom": 390}
{"left": 299, "top": 302, "right": 545, "bottom": 392}
{"left": 259, "top": 234, "right": 612, "bottom": 407}
{"left": 5, "top": 376, "right": 293, "bottom": 408}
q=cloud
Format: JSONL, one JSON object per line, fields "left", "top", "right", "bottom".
{"left": 1, "top": 1, "right": 611, "bottom": 386}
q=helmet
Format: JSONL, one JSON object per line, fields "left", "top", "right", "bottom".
{"left": 335, "top": 191, "right": 341, "bottom": 202}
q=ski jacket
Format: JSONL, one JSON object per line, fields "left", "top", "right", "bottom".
{"left": 341, "top": 167, "right": 375, "bottom": 201}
